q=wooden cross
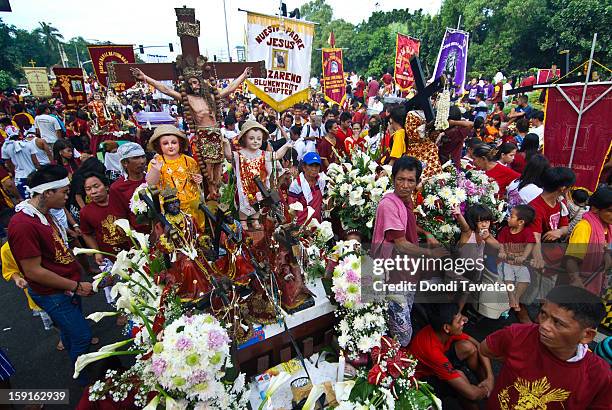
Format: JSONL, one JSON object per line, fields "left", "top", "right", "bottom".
{"left": 28, "top": 59, "right": 36, "bottom": 67}
{"left": 113, "top": 6, "right": 266, "bottom": 92}
{"left": 403, "top": 56, "right": 443, "bottom": 122}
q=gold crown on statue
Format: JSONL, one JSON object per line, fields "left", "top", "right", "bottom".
{"left": 182, "top": 66, "right": 204, "bottom": 80}
{"left": 160, "top": 187, "right": 179, "bottom": 201}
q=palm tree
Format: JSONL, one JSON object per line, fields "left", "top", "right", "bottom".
{"left": 34, "top": 22, "right": 64, "bottom": 51}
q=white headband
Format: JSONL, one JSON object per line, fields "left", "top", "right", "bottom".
{"left": 26, "top": 177, "right": 70, "bottom": 195}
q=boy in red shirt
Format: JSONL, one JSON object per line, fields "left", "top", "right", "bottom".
{"left": 496, "top": 204, "right": 536, "bottom": 314}
{"left": 480, "top": 286, "right": 610, "bottom": 410}
{"left": 409, "top": 303, "right": 494, "bottom": 409}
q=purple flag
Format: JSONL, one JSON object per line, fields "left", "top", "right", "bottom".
{"left": 431, "top": 28, "right": 470, "bottom": 94}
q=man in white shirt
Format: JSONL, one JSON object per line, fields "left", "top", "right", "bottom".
{"left": 271, "top": 113, "right": 293, "bottom": 143}
{"left": 529, "top": 110, "right": 545, "bottom": 149}
{"left": 222, "top": 116, "right": 239, "bottom": 141}
{"left": 295, "top": 114, "right": 323, "bottom": 160}
{"left": 1, "top": 126, "right": 37, "bottom": 198}
{"left": 34, "top": 104, "right": 62, "bottom": 146}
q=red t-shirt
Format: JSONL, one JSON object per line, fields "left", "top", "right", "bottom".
{"left": 355, "top": 80, "right": 366, "bottom": 98}
{"left": 486, "top": 163, "right": 520, "bottom": 197}
{"left": 528, "top": 195, "right": 568, "bottom": 234}
{"left": 485, "top": 324, "right": 611, "bottom": 410}
{"left": 8, "top": 212, "right": 81, "bottom": 295}
{"left": 409, "top": 325, "right": 470, "bottom": 381}
{"left": 335, "top": 127, "right": 352, "bottom": 146}
{"left": 510, "top": 152, "right": 527, "bottom": 174}
{"left": 80, "top": 201, "right": 130, "bottom": 254}
{"left": 497, "top": 225, "right": 535, "bottom": 258}
{"left": 520, "top": 76, "right": 536, "bottom": 87}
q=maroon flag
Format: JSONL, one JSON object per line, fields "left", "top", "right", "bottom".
{"left": 394, "top": 33, "right": 420, "bottom": 91}
{"left": 321, "top": 48, "right": 346, "bottom": 106}
{"left": 52, "top": 68, "right": 87, "bottom": 109}
{"left": 87, "top": 45, "right": 136, "bottom": 91}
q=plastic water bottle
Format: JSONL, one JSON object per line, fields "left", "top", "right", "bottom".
{"left": 40, "top": 311, "right": 54, "bottom": 330}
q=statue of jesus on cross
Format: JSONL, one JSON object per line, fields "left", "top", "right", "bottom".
{"left": 130, "top": 65, "right": 251, "bottom": 200}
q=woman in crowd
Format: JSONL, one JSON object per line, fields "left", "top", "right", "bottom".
{"left": 511, "top": 132, "right": 540, "bottom": 174}
{"left": 506, "top": 154, "right": 550, "bottom": 210}
{"left": 472, "top": 144, "right": 520, "bottom": 198}
{"left": 53, "top": 139, "right": 81, "bottom": 179}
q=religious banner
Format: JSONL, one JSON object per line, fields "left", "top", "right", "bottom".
{"left": 544, "top": 84, "right": 612, "bottom": 191}
{"left": 321, "top": 48, "right": 346, "bottom": 106}
{"left": 394, "top": 33, "right": 420, "bottom": 91}
{"left": 245, "top": 12, "right": 314, "bottom": 112}
{"left": 87, "top": 44, "right": 136, "bottom": 91}
{"left": 430, "top": 28, "right": 469, "bottom": 93}
{"left": 52, "top": 68, "right": 87, "bottom": 109}
{"left": 22, "top": 67, "right": 51, "bottom": 97}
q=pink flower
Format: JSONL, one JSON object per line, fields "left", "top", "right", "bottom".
{"left": 176, "top": 336, "right": 193, "bottom": 351}
{"left": 345, "top": 269, "right": 360, "bottom": 283}
{"left": 335, "top": 288, "right": 347, "bottom": 303}
{"left": 188, "top": 370, "right": 209, "bottom": 384}
{"left": 151, "top": 358, "right": 167, "bottom": 376}
{"left": 207, "top": 330, "right": 229, "bottom": 350}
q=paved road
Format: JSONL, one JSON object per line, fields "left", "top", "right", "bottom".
{"left": 1, "top": 276, "right": 125, "bottom": 409}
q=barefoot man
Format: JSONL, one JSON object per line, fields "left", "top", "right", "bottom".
{"left": 130, "top": 66, "right": 252, "bottom": 199}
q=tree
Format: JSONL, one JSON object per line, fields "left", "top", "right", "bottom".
{"left": 33, "top": 22, "right": 64, "bottom": 51}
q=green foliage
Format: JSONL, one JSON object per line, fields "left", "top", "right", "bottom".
{"left": 298, "top": 0, "right": 609, "bottom": 81}
{"left": 0, "top": 70, "right": 15, "bottom": 89}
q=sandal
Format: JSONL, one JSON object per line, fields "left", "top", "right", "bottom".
{"left": 56, "top": 340, "right": 64, "bottom": 351}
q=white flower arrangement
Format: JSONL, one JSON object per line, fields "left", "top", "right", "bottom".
{"left": 335, "top": 302, "right": 387, "bottom": 361}
{"left": 129, "top": 183, "right": 152, "bottom": 215}
{"left": 326, "top": 151, "right": 391, "bottom": 240}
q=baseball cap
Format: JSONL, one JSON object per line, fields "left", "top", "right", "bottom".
{"left": 118, "top": 142, "right": 146, "bottom": 161}
{"left": 303, "top": 152, "right": 321, "bottom": 165}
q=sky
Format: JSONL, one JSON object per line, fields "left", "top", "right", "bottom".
{"left": 1, "top": 0, "right": 442, "bottom": 62}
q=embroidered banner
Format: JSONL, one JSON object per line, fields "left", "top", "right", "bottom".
{"left": 52, "top": 68, "right": 87, "bottom": 109}
{"left": 544, "top": 84, "right": 612, "bottom": 191}
{"left": 87, "top": 45, "right": 136, "bottom": 91}
{"left": 321, "top": 48, "right": 346, "bottom": 106}
{"left": 394, "top": 33, "right": 420, "bottom": 91}
{"left": 245, "top": 12, "right": 314, "bottom": 112}
{"left": 430, "top": 28, "right": 469, "bottom": 93}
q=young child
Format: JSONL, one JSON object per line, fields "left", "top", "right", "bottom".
{"left": 496, "top": 204, "right": 536, "bottom": 313}
{"left": 146, "top": 125, "right": 204, "bottom": 227}
{"left": 567, "top": 188, "right": 590, "bottom": 235}
{"left": 223, "top": 120, "right": 293, "bottom": 231}
{"left": 452, "top": 204, "right": 500, "bottom": 310}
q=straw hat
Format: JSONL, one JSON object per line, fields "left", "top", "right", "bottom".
{"left": 237, "top": 120, "right": 269, "bottom": 145}
{"left": 147, "top": 124, "right": 188, "bottom": 151}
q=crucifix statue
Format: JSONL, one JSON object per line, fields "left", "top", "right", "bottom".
{"left": 113, "top": 6, "right": 266, "bottom": 200}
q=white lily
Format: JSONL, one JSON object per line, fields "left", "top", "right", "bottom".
{"left": 317, "top": 221, "right": 334, "bottom": 242}
{"left": 114, "top": 218, "right": 133, "bottom": 236}
{"left": 86, "top": 311, "right": 119, "bottom": 323}
{"left": 307, "top": 217, "right": 320, "bottom": 230}
{"left": 111, "top": 251, "right": 131, "bottom": 280}
{"left": 349, "top": 187, "right": 365, "bottom": 206}
{"left": 72, "top": 247, "right": 100, "bottom": 255}
{"left": 302, "top": 383, "right": 326, "bottom": 410}
{"left": 131, "top": 231, "right": 150, "bottom": 253}
{"left": 164, "top": 395, "right": 178, "bottom": 410}
{"left": 381, "top": 164, "right": 392, "bottom": 176}
{"left": 142, "top": 395, "right": 160, "bottom": 410}
{"left": 288, "top": 202, "right": 304, "bottom": 213}
{"left": 334, "top": 380, "right": 356, "bottom": 402}
{"left": 92, "top": 271, "right": 108, "bottom": 292}
{"left": 98, "top": 338, "right": 134, "bottom": 353}
{"left": 257, "top": 372, "right": 291, "bottom": 410}
{"left": 74, "top": 351, "right": 116, "bottom": 378}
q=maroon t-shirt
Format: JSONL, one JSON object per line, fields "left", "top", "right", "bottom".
{"left": 510, "top": 152, "right": 527, "bottom": 174}
{"left": 8, "top": 212, "right": 81, "bottom": 295}
{"left": 109, "top": 176, "right": 148, "bottom": 233}
{"left": 317, "top": 136, "right": 345, "bottom": 172}
{"left": 439, "top": 126, "right": 471, "bottom": 167}
{"left": 382, "top": 73, "right": 393, "bottom": 85}
{"left": 80, "top": 201, "right": 130, "bottom": 254}
{"left": 485, "top": 324, "right": 611, "bottom": 409}
{"left": 528, "top": 195, "right": 568, "bottom": 234}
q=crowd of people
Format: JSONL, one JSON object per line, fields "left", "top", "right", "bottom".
{"left": 0, "top": 65, "right": 610, "bottom": 409}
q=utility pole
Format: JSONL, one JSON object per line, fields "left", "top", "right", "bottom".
{"left": 222, "top": 0, "right": 231, "bottom": 61}
{"left": 75, "top": 43, "right": 81, "bottom": 67}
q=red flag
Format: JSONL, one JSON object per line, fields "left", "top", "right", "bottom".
{"left": 394, "top": 33, "right": 420, "bottom": 91}
{"left": 86, "top": 45, "right": 136, "bottom": 91}
{"left": 321, "top": 48, "right": 346, "bottom": 106}
{"left": 52, "top": 68, "right": 87, "bottom": 109}
{"left": 328, "top": 30, "right": 336, "bottom": 48}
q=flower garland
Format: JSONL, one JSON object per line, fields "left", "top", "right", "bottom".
{"left": 336, "top": 302, "right": 387, "bottom": 361}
